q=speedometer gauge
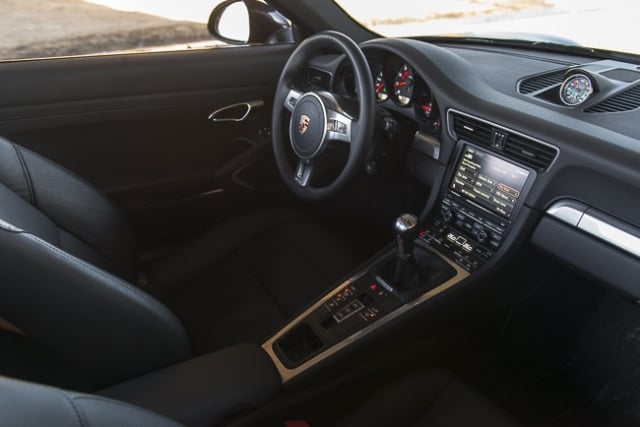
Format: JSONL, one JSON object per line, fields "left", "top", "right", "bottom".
{"left": 375, "top": 69, "right": 388, "bottom": 102}
{"left": 559, "top": 73, "right": 594, "bottom": 106}
{"left": 394, "top": 63, "right": 414, "bottom": 106}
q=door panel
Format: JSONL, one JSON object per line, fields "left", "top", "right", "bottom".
{"left": 0, "top": 45, "right": 296, "bottom": 245}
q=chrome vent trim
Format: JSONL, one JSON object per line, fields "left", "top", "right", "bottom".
{"left": 518, "top": 69, "right": 567, "bottom": 94}
{"left": 585, "top": 84, "right": 640, "bottom": 113}
{"left": 447, "top": 109, "right": 559, "bottom": 172}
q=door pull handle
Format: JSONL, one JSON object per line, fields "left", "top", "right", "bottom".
{"left": 208, "top": 100, "right": 264, "bottom": 122}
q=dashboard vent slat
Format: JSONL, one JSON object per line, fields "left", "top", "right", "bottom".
{"left": 504, "top": 134, "right": 557, "bottom": 170}
{"left": 450, "top": 112, "right": 557, "bottom": 172}
{"left": 585, "top": 85, "right": 640, "bottom": 113}
{"left": 452, "top": 115, "right": 493, "bottom": 147}
{"left": 519, "top": 69, "right": 566, "bottom": 94}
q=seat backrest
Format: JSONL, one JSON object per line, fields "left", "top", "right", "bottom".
{"left": 0, "top": 137, "right": 137, "bottom": 281}
{"left": 0, "top": 138, "right": 191, "bottom": 387}
{"left": 0, "top": 375, "right": 183, "bottom": 427}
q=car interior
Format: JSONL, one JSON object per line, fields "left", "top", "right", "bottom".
{"left": 0, "top": 0, "right": 639, "bottom": 426}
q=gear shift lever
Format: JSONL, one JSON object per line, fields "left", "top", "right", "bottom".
{"left": 375, "top": 213, "right": 456, "bottom": 297}
{"left": 394, "top": 214, "right": 419, "bottom": 259}
{"left": 393, "top": 214, "right": 421, "bottom": 289}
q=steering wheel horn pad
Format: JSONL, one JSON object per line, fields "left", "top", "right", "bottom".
{"left": 290, "top": 93, "right": 327, "bottom": 159}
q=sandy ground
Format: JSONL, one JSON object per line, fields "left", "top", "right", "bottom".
{"left": 0, "top": 0, "right": 210, "bottom": 59}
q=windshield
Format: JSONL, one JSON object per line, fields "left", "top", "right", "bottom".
{"left": 334, "top": 0, "right": 639, "bottom": 56}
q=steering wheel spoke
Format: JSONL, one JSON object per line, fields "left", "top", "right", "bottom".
{"left": 294, "top": 160, "right": 314, "bottom": 187}
{"left": 326, "top": 108, "right": 353, "bottom": 144}
{"left": 283, "top": 88, "right": 304, "bottom": 113}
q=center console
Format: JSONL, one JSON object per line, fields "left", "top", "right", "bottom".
{"left": 422, "top": 144, "right": 536, "bottom": 272}
{"left": 263, "top": 141, "right": 537, "bottom": 382}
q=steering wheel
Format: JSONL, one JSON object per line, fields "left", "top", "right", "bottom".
{"left": 272, "top": 31, "right": 375, "bottom": 201}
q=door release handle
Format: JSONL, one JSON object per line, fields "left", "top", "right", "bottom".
{"left": 208, "top": 100, "right": 264, "bottom": 122}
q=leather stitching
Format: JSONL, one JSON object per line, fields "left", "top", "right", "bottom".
{"left": 58, "top": 391, "right": 87, "bottom": 427}
{"left": 11, "top": 144, "right": 36, "bottom": 206}
{"left": 72, "top": 395, "right": 178, "bottom": 425}
{"left": 24, "top": 232, "right": 183, "bottom": 325}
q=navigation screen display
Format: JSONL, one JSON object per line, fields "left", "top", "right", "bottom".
{"left": 450, "top": 146, "right": 530, "bottom": 219}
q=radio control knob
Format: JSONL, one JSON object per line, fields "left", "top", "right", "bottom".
{"left": 442, "top": 208, "right": 455, "bottom": 223}
{"left": 476, "top": 229, "right": 489, "bottom": 244}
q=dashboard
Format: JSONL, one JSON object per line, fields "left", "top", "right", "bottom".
{"left": 303, "top": 36, "right": 640, "bottom": 301}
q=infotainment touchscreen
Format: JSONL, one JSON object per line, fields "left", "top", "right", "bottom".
{"left": 450, "top": 146, "right": 530, "bottom": 219}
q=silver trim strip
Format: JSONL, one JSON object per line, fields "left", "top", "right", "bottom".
{"left": 579, "top": 213, "right": 640, "bottom": 259}
{"left": 546, "top": 201, "right": 640, "bottom": 259}
{"left": 446, "top": 108, "right": 560, "bottom": 170}
{"left": 547, "top": 200, "right": 588, "bottom": 227}
{"left": 262, "top": 244, "right": 469, "bottom": 383}
{"left": 413, "top": 131, "right": 440, "bottom": 161}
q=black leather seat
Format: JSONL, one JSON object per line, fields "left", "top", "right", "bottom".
{"left": 0, "top": 369, "right": 521, "bottom": 427}
{"left": 0, "top": 137, "right": 360, "bottom": 387}
{"left": 337, "top": 369, "right": 520, "bottom": 427}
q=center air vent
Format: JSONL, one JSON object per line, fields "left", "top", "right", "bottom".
{"left": 449, "top": 111, "right": 558, "bottom": 171}
{"left": 518, "top": 69, "right": 567, "bottom": 94}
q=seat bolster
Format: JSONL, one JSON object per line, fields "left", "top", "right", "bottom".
{"left": 2, "top": 138, "right": 137, "bottom": 282}
{"left": 0, "top": 138, "right": 34, "bottom": 203}
{"left": 0, "top": 376, "right": 182, "bottom": 427}
{"left": 0, "top": 225, "right": 191, "bottom": 388}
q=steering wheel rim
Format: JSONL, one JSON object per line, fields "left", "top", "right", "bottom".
{"left": 272, "top": 31, "right": 375, "bottom": 201}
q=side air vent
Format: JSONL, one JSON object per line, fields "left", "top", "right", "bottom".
{"left": 449, "top": 111, "right": 558, "bottom": 171}
{"left": 519, "top": 69, "right": 567, "bottom": 94}
{"left": 585, "top": 85, "right": 640, "bottom": 113}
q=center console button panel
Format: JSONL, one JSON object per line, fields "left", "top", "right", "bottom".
{"left": 273, "top": 272, "right": 403, "bottom": 368}
{"left": 422, "top": 192, "right": 510, "bottom": 272}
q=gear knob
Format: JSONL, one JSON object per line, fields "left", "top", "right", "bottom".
{"left": 394, "top": 213, "right": 419, "bottom": 258}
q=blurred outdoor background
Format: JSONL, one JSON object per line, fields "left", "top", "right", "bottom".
{"left": 0, "top": 0, "right": 636, "bottom": 60}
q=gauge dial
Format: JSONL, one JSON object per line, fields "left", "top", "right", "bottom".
{"left": 394, "top": 63, "right": 414, "bottom": 106}
{"left": 375, "top": 69, "right": 388, "bottom": 102}
{"left": 560, "top": 73, "right": 594, "bottom": 106}
{"left": 416, "top": 90, "right": 433, "bottom": 119}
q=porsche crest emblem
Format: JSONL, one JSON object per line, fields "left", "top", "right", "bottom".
{"left": 298, "top": 114, "right": 311, "bottom": 135}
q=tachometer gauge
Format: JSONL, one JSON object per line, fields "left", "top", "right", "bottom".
{"left": 394, "top": 63, "right": 414, "bottom": 106}
{"left": 559, "top": 73, "right": 594, "bottom": 106}
{"left": 375, "top": 69, "right": 388, "bottom": 102}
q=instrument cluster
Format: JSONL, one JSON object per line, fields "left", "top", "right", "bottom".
{"left": 370, "top": 54, "right": 442, "bottom": 135}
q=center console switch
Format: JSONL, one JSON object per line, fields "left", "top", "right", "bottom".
{"left": 274, "top": 272, "right": 403, "bottom": 368}
{"left": 422, "top": 193, "right": 507, "bottom": 272}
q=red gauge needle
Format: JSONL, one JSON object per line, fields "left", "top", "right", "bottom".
{"left": 395, "top": 81, "right": 408, "bottom": 87}
{"left": 375, "top": 83, "right": 385, "bottom": 93}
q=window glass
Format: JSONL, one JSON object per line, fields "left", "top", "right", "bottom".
{"left": 0, "top": 0, "right": 247, "bottom": 61}
{"left": 335, "top": 0, "right": 640, "bottom": 56}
